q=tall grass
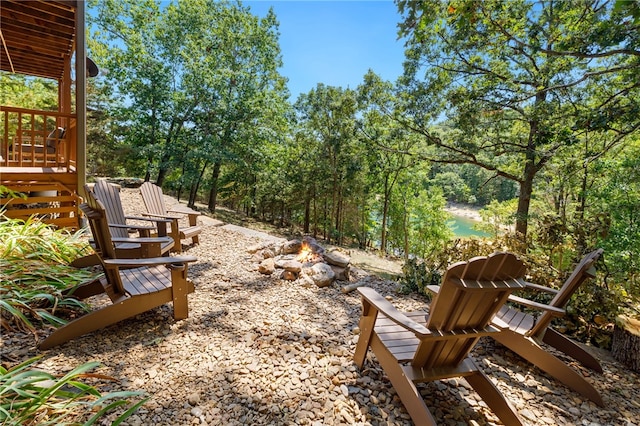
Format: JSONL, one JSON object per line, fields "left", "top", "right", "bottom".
{"left": 0, "top": 213, "right": 99, "bottom": 333}
{"left": 0, "top": 356, "right": 147, "bottom": 425}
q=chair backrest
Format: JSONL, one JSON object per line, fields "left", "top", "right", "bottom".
{"left": 415, "top": 252, "right": 526, "bottom": 369}
{"left": 45, "top": 127, "right": 65, "bottom": 152}
{"left": 93, "top": 180, "right": 129, "bottom": 239}
{"left": 80, "top": 185, "right": 125, "bottom": 295}
{"left": 140, "top": 182, "right": 167, "bottom": 216}
{"left": 532, "top": 248, "right": 603, "bottom": 334}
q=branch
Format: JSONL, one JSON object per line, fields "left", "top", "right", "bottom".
{"left": 382, "top": 113, "right": 523, "bottom": 183}
{"left": 480, "top": 2, "right": 640, "bottom": 59}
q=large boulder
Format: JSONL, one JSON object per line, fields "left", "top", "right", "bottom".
{"left": 304, "top": 263, "right": 335, "bottom": 288}
{"left": 323, "top": 249, "right": 350, "bottom": 268}
{"left": 258, "top": 258, "right": 276, "bottom": 275}
{"left": 282, "top": 239, "right": 302, "bottom": 255}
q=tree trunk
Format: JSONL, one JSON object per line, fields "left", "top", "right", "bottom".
{"left": 515, "top": 161, "right": 536, "bottom": 239}
{"left": 403, "top": 199, "right": 409, "bottom": 260}
{"left": 380, "top": 175, "right": 390, "bottom": 255}
{"left": 323, "top": 197, "right": 328, "bottom": 241}
{"left": 611, "top": 315, "right": 640, "bottom": 373}
{"left": 575, "top": 134, "right": 590, "bottom": 252}
{"left": 360, "top": 193, "right": 368, "bottom": 249}
{"left": 188, "top": 183, "right": 197, "bottom": 208}
{"left": 207, "top": 161, "right": 222, "bottom": 212}
{"left": 312, "top": 189, "right": 317, "bottom": 238}
{"left": 189, "top": 161, "right": 208, "bottom": 207}
{"left": 156, "top": 149, "right": 171, "bottom": 186}
{"left": 303, "top": 195, "right": 311, "bottom": 234}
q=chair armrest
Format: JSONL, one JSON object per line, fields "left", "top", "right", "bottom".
{"left": 103, "top": 255, "right": 197, "bottom": 268}
{"left": 108, "top": 222, "right": 156, "bottom": 232}
{"left": 507, "top": 295, "right": 566, "bottom": 316}
{"left": 125, "top": 215, "right": 173, "bottom": 224}
{"left": 169, "top": 205, "right": 201, "bottom": 216}
{"left": 357, "top": 287, "right": 431, "bottom": 338}
{"left": 141, "top": 212, "right": 182, "bottom": 220}
{"left": 425, "top": 285, "right": 440, "bottom": 295}
{"left": 111, "top": 237, "right": 173, "bottom": 245}
{"left": 521, "top": 281, "right": 559, "bottom": 294}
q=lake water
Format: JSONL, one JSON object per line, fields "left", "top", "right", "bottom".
{"left": 448, "top": 214, "right": 490, "bottom": 238}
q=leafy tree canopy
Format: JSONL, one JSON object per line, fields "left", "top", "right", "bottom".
{"left": 396, "top": 0, "right": 640, "bottom": 238}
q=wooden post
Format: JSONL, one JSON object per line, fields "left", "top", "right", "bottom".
{"left": 611, "top": 315, "right": 640, "bottom": 373}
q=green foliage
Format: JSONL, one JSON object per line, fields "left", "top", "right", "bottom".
{"left": 0, "top": 356, "right": 147, "bottom": 425}
{"left": 591, "top": 142, "right": 640, "bottom": 295}
{"left": 0, "top": 215, "right": 98, "bottom": 334}
{"left": 477, "top": 199, "right": 519, "bottom": 238}
{"left": 80, "top": 1, "right": 640, "bottom": 329}
{"left": 0, "top": 216, "right": 93, "bottom": 264}
{"left": 430, "top": 171, "right": 470, "bottom": 203}
{"left": 293, "top": 84, "right": 362, "bottom": 245}
{"left": 562, "top": 279, "right": 624, "bottom": 349}
{"left": 357, "top": 71, "right": 426, "bottom": 253}
{"left": 397, "top": 256, "right": 446, "bottom": 296}
{"left": 86, "top": 79, "right": 130, "bottom": 177}
{"left": 431, "top": 163, "right": 517, "bottom": 205}
{"left": 0, "top": 74, "right": 58, "bottom": 111}
{"left": 405, "top": 187, "right": 453, "bottom": 259}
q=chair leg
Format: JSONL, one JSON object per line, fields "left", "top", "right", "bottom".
{"left": 465, "top": 369, "right": 522, "bottom": 426}
{"left": 541, "top": 328, "right": 603, "bottom": 373}
{"left": 39, "top": 292, "right": 171, "bottom": 350}
{"left": 353, "top": 305, "right": 376, "bottom": 368}
{"left": 169, "top": 264, "right": 190, "bottom": 320}
{"left": 62, "top": 277, "right": 105, "bottom": 300}
{"left": 169, "top": 219, "right": 182, "bottom": 253}
{"left": 70, "top": 253, "right": 100, "bottom": 267}
{"left": 370, "top": 335, "right": 438, "bottom": 426}
{"left": 492, "top": 332, "right": 604, "bottom": 406}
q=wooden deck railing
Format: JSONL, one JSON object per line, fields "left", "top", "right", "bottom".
{"left": 1, "top": 106, "right": 81, "bottom": 229}
{"left": 1, "top": 106, "right": 76, "bottom": 169}
{"left": 1, "top": 181, "right": 82, "bottom": 229}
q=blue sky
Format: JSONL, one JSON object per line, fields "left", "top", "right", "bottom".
{"left": 245, "top": 1, "right": 407, "bottom": 100}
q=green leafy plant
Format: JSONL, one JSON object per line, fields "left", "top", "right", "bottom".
{"left": 0, "top": 214, "right": 98, "bottom": 335}
{"left": 0, "top": 259, "right": 96, "bottom": 333}
{"left": 0, "top": 215, "right": 93, "bottom": 264}
{"left": 398, "top": 257, "right": 439, "bottom": 296}
{"left": 0, "top": 356, "right": 147, "bottom": 425}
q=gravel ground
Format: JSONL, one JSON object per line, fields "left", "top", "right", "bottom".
{"left": 2, "top": 188, "right": 639, "bottom": 426}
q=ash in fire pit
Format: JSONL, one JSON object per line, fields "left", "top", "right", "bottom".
{"left": 249, "top": 236, "right": 351, "bottom": 287}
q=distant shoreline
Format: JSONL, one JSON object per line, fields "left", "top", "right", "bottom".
{"left": 445, "top": 202, "right": 482, "bottom": 222}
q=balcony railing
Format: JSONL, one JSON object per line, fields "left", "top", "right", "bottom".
{"left": 1, "top": 106, "right": 76, "bottom": 170}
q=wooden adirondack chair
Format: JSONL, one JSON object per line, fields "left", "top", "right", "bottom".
{"left": 354, "top": 253, "right": 526, "bottom": 426}
{"left": 94, "top": 180, "right": 175, "bottom": 252}
{"left": 139, "top": 182, "right": 202, "bottom": 253}
{"left": 72, "top": 181, "right": 174, "bottom": 267}
{"left": 491, "top": 248, "right": 604, "bottom": 406}
{"left": 39, "top": 194, "right": 197, "bottom": 350}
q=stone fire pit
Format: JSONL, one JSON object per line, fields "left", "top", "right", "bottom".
{"left": 248, "top": 236, "right": 351, "bottom": 288}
